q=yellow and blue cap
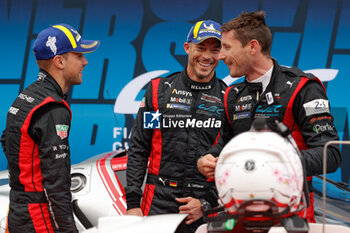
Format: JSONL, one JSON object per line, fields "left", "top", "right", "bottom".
{"left": 33, "top": 23, "right": 100, "bottom": 60}
{"left": 186, "top": 20, "right": 222, "bottom": 44}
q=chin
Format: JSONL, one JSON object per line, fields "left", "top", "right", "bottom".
{"left": 74, "top": 79, "right": 83, "bottom": 85}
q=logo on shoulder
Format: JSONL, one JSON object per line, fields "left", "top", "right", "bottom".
{"left": 9, "top": 107, "right": 19, "bottom": 115}
{"left": 303, "top": 99, "right": 329, "bottom": 116}
{"left": 56, "top": 125, "right": 69, "bottom": 139}
{"left": 313, "top": 123, "right": 334, "bottom": 134}
{"left": 143, "top": 110, "right": 161, "bottom": 129}
{"left": 18, "top": 93, "right": 35, "bottom": 103}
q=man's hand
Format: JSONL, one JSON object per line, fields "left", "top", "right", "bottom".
{"left": 197, "top": 154, "right": 218, "bottom": 179}
{"left": 127, "top": 208, "right": 143, "bottom": 216}
{"left": 176, "top": 197, "right": 202, "bottom": 224}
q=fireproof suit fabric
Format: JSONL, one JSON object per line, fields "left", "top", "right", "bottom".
{"left": 1, "top": 70, "right": 78, "bottom": 233}
{"left": 207, "top": 59, "right": 341, "bottom": 221}
{"left": 126, "top": 70, "right": 227, "bottom": 217}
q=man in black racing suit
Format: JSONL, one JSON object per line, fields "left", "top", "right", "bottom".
{"left": 1, "top": 24, "right": 99, "bottom": 233}
{"left": 197, "top": 11, "right": 341, "bottom": 223}
{"left": 125, "top": 20, "right": 227, "bottom": 232}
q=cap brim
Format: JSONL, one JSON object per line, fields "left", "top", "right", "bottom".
{"left": 192, "top": 36, "right": 221, "bottom": 44}
{"left": 74, "top": 39, "right": 100, "bottom": 53}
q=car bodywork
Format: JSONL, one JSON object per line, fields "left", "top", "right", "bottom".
{"left": 71, "top": 149, "right": 128, "bottom": 231}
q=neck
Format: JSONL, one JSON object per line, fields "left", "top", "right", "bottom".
{"left": 43, "top": 68, "right": 69, "bottom": 93}
{"left": 246, "top": 56, "right": 273, "bottom": 82}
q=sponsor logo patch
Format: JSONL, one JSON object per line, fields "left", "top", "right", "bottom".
{"left": 37, "top": 72, "right": 47, "bottom": 81}
{"left": 200, "top": 93, "right": 222, "bottom": 103}
{"left": 172, "top": 89, "right": 192, "bottom": 97}
{"left": 56, "top": 125, "right": 69, "bottom": 139}
{"left": 55, "top": 153, "right": 68, "bottom": 159}
{"left": 309, "top": 115, "right": 332, "bottom": 123}
{"left": 143, "top": 110, "right": 161, "bottom": 129}
{"left": 265, "top": 92, "right": 274, "bottom": 105}
{"left": 235, "top": 103, "right": 251, "bottom": 112}
{"left": 9, "top": 107, "right": 19, "bottom": 115}
{"left": 238, "top": 95, "right": 253, "bottom": 103}
{"left": 233, "top": 112, "right": 251, "bottom": 120}
{"left": 190, "top": 84, "right": 211, "bottom": 90}
{"left": 164, "top": 81, "right": 173, "bottom": 88}
{"left": 166, "top": 103, "right": 191, "bottom": 112}
{"left": 170, "top": 96, "right": 191, "bottom": 105}
{"left": 313, "top": 123, "right": 334, "bottom": 133}
{"left": 46, "top": 36, "right": 57, "bottom": 55}
{"left": 286, "top": 80, "right": 295, "bottom": 88}
{"left": 303, "top": 99, "right": 329, "bottom": 116}
{"left": 197, "top": 104, "right": 224, "bottom": 117}
{"left": 18, "top": 93, "right": 35, "bottom": 103}
{"left": 255, "top": 105, "right": 281, "bottom": 113}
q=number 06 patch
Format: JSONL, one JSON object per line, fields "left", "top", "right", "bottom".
{"left": 303, "top": 99, "right": 329, "bottom": 116}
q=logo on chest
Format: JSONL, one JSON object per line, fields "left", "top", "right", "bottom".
{"left": 197, "top": 103, "right": 224, "bottom": 117}
{"left": 254, "top": 105, "right": 282, "bottom": 118}
{"left": 255, "top": 105, "right": 282, "bottom": 113}
{"left": 170, "top": 96, "right": 192, "bottom": 105}
{"left": 238, "top": 95, "right": 253, "bottom": 103}
{"left": 235, "top": 103, "right": 252, "bottom": 112}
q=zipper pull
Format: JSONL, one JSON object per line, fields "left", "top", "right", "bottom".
{"left": 256, "top": 91, "right": 260, "bottom": 101}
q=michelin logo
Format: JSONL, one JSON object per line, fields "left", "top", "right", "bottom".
{"left": 46, "top": 36, "right": 57, "bottom": 55}
{"left": 143, "top": 110, "right": 161, "bottom": 129}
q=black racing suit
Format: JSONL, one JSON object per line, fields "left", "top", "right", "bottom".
{"left": 1, "top": 70, "right": 78, "bottom": 233}
{"left": 126, "top": 70, "right": 227, "bottom": 230}
{"left": 208, "top": 59, "right": 341, "bottom": 222}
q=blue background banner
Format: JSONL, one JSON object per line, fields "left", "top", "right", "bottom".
{"left": 0, "top": 0, "right": 349, "bottom": 184}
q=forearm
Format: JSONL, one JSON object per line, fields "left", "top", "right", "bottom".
{"left": 302, "top": 144, "right": 341, "bottom": 177}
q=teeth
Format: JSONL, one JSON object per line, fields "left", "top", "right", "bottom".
{"left": 198, "top": 62, "right": 210, "bottom": 67}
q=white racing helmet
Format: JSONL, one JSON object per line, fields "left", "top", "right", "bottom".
{"left": 215, "top": 130, "right": 304, "bottom": 217}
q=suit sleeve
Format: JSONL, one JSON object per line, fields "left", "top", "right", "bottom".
{"left": 125, "top": 83, "right": 155, "bottom": 210}
{"left": 293, "top": 80, "right": 341, "bottom": 177}
{"left": 29, "top": 103, "right": 77, "bottom": 233}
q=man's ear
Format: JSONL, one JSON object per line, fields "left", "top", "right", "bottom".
{"left": 184, "top": 42, "right": 191, "bottom": 55}
{"left": 249, "top": 39, "right": 260, "bottom": 55}
{"left": 52, "top": 55, "right": 65, "bottom": 70}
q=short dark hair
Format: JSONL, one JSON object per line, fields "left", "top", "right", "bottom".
{"left": 221, "top": 11, "right": 272, "bottom": 56}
